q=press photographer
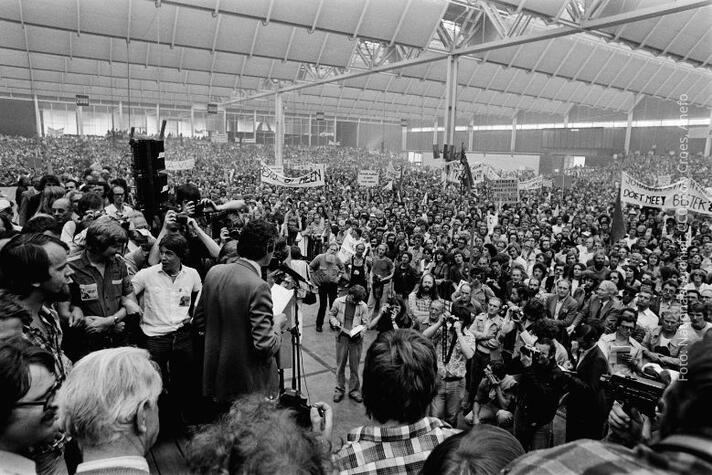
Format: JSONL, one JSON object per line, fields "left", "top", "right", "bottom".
{"left": 505, "top": 336, "right": 712, "bottom": 474}
{"left": 423, "top": 304, "right": 477, "bottom": 426}
{"left": 513, "top": 338, "right": 568, "bottom": 451}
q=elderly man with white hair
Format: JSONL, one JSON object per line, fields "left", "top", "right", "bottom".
{"left": 56, "top": 347, "right": 162, "bottom": 475}
{"left": 574, "top": 280, "right": 624, "bottom": 328}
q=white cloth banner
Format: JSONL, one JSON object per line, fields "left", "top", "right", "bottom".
{"left": 518, "top": 176, "right": 545, "bottom": 191}
{"left": 165, "top": 158, "right": 195, "bottom": 170}
{"left": 357, "top": 170, "right": 379, "bottom": 187}
{"left": 260, "top": 163, "right": 325, "bottom": 188}
{"left": 620, "top": 172, "right": 712, "bottom": 216}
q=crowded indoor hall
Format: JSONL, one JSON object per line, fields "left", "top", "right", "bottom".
{"left": 0, "top": 0, "right": 711, "bottom": 474}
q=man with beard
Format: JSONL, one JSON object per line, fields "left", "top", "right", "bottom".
{"left": 0, "top": 234, "right": 74, "bottom": 474}
{"left": 587, "top": 251, "right": 610, "bottom": 282}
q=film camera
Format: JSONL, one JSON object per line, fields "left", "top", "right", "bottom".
{"left": 600, "top": 374, "right": 665, "bottom": 417}
{"left": 278, "top": 389, "right": 321, "bottom": 428}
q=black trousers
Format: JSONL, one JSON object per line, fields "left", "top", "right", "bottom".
{"left": 316, "top": 282, "right": 338, "bottom": 328}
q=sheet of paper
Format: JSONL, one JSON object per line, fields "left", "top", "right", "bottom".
{"left": 271, "top": 284, "right": 294, "bottom": 316}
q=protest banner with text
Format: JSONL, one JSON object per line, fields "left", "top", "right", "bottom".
{"left": 620, "top": 172, "right": 712, "bottom": 216}
{"left": 260, "top": 163, "right": 325, "bottom": 188}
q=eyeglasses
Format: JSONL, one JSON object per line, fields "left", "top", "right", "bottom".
{"left": 14, "top": 378, "right": 61, "bottom": 413}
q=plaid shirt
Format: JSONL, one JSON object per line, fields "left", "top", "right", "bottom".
{"left": 23, "top": 306, "right": 70, "bottom": 380}
{"left": 503, "top": 436, "right": 712, "bottom": 475}
{"left": 334, "top": 417, "right": 460, "bottom": 475}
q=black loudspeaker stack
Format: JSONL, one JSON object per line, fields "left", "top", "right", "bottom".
{"left": 130, "top": 139, "right": 168, "bottom": 222}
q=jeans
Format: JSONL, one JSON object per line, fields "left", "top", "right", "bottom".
{"left": 468, "top": 351, "right": 491, "bottom": 406}
{"left": 316, "top": 282, "right": 338, "bottom": 328}
{"left": 514, "top": 405, "right": 554, "bottom": 451}
{"left": 335, "top": 334, "right": 362, "bottom": 393}
{"left": 143, "top": 326, "right": 196, "bottom": 423}
{"left": 430, "top": 377, "right": 465, "bottom": 427}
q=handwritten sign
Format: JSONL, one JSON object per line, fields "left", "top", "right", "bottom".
{"left": 357, "top": 170, "right": 379, "bottom": 188}
{"left": 260, "top": 163, "right": 325, "bottom": 188}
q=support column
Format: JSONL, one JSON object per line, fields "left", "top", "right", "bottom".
{"left": 156, "top": 104, "right": 160, "bottom": 135}
{"left": 275, "top": 93, "right": 284, "bottom": 167}
{"left": 190, "top": 106, "right": 195, "bottom": 137}
{"left": 705, "top": 108, "right": 712, "bottom": 158}
{"left": 624, "top": 107, "right": 634, "bottom": 155}
{"left": 511, "top": 111, "right": 518, "bottom": 153}
{"left": 118, "top": 101, "right": 124, "bottom": 130}
{"left": 76, "top": 105, "right": 83, "bottom": 136}
{"left": 356, "top": 118, "right": 360, "bottom": 148}
{"left": 442, "top": 56, "right": 459, "bottom": 159}
{"left": 468, "top": 118, "right": 474, "bottom": 150}
{"left": 333, "top": 115, "right": 338, "bottom": 145}
{"left": 308, "top": 113, "right": 312, "bottom": 147}
{"left": 33, "top": 94, "right": 42, "bottom": 137}
{"left": 401, "top": 122, "right": 407, "bottom": 152}
{"left": 433, "top": 117, "right": 439, "bottom": 156}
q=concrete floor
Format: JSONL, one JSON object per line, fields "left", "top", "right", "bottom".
{"left": 282, "top": 299, "right": 567, "bottom": 446}
{"left": 282, "top": 299, "right": 375, "bottom": 443}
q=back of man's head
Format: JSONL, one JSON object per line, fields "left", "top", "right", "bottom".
{"left": 362, "top": 329, "right": 437, "bottom": 425}
{"left": 187, "top": 395, "right": 328, "bottom": 475}
{"left": 56, "top": 347, "right": 162, "bottom": 450}
{"left": 421, "top": 425, "right": 524, "bottom": 475}
{"left": 236, "top": 219, "right": 277, "bottom": 262}
{"left": 660, "top": 335, "right": 712, "bottom": 439}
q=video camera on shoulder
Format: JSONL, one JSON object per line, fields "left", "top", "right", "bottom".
{"left": 600, "top": 374, "right": 665, "bottom": 417}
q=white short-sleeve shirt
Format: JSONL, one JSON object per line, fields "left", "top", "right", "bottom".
{"left": 132, "top": 264, "right": 202, "bottom": 336}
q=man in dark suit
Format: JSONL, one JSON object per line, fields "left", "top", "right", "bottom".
{"left": 575, "top": 280, "right": 623, "bottom": 328}
{"left": 565, "top": 323, "right": 610, "bottom": 441}
{"left": 196, "top": 220, "right": 287, "bottom": 409}
{"left": 544, "top": 280, "right": 579, "bottom": 335}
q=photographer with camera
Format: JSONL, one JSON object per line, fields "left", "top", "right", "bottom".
{"left": 504, "top": 336, "right": 712, "bottom": 474}
{"left": 422, "top": 304, "right": 476, "bottom": 426}
{"left": 368, "top": 295, "right": 418, "bottom": 333}
{"left": 465, "top": 361, "right": 517, "bottom": 428}
{"left": 512, "top": 338, "right": 568, "bottom": 451}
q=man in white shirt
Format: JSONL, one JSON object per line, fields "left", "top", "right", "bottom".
{"left": 132, "top": 234, "right": 201, "bottom": 428}
{"left": 635, "top": 290, "right": 659, "bottom": 334}
{"left": 104, "top": 184, "right": 134, "bottom": 220}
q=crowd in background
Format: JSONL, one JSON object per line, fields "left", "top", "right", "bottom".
{"left": 0, "top": 133, "right": 711, "bottom": 475}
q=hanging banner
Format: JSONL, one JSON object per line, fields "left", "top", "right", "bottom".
{"left": 491, "top": 179, "right": 520, "bottom": 204}
{"left": 357, "top": 170, "right": 379, "bottom": 187}
{"left": 620, "top": 172, "right": 712, "bottom": 216}
{"left": 165, "top": 158, "right": 195, "bottom": 170}
{"left": 260, "top": 163, "right": 325, "bottom": 188}
{"left": 518, "top": 176, "right": 552, "bottom": 191}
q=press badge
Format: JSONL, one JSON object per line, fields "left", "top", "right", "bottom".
{"left": 79, "top": 283, "right": 98, "bottom": 301}
{"left": 179, "top": 295, "right": 191, "bottom": 307}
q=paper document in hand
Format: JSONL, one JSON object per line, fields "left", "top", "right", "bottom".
{"left": 345, "top": 325, "right": 365, "bottom": 338}
{"left": 271, "top": 284, "right": 294, "bottom": 316}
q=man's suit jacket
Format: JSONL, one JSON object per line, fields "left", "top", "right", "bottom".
{"left": 566, "top": 345, "right": 610, "bottom": 441}
{"left": 544, "top": 294, "right": 579, "bottom": 328}
{"left": 576, "top": 296, "right": 623, "bottom": 327}
{"left": 196, "top": 259, "right": 282, "bottom": 403}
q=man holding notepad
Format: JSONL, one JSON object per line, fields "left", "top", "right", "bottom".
{"left": 329, "top": 285, "right": 369, "bottom": 403}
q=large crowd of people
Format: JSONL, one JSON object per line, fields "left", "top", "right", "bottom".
{"left": 0, "top": 132, "right": 711, "bottom": 474}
